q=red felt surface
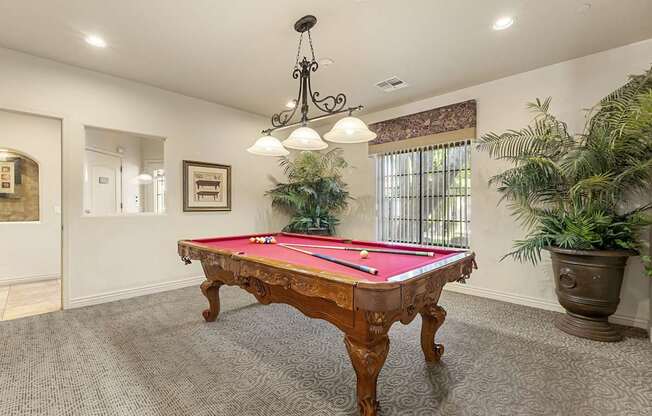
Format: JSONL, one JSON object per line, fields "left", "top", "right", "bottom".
{"left": 191, "top": 233, "right": 463, "bottom": 283}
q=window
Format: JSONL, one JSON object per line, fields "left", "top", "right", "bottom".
{"left": 83, "top": 127, "right": 165, "bottom": 216}
{"left": 375, "top": 140, "right": 471, "bottom": 248}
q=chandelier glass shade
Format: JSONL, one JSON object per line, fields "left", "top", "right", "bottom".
{"left": 283, "top": 126, "right": 328, "bottom": 150}
{"left": 324, "top": 116, "right": 377, "bottom": 143}
{"left": 248, "top": 15, "right": 375, "bottom": 156}
{"left": 247, "top": 135, "right": 290, "bottom": 156}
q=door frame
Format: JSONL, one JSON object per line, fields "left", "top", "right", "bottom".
{"left": 84, "top": 146, "right": 124, "bottom": 215}
{"left": 142, "top": 158, "right": 164, "bottom": 213}
{"left": 0, "top": 105, "right": 64, "bottom": 309}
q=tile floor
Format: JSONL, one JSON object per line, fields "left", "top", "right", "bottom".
{"left": 0, "top": 279, "right": 61, "bottom": 321}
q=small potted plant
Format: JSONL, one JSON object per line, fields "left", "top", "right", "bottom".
{"left": 267, "top": 148, "right": 351, "bottom": 236}
{"left": 478, "top": 67, "right": 652, "bottom": 342}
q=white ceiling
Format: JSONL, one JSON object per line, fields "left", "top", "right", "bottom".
{"left": 0, "top": 0, "right": 651, "bottom": 118}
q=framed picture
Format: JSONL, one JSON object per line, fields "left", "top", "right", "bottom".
{"left": 0, "top": 161, "right": 15, "bottom": 194}
{"left": 183, "top": 160, "right": 231, "bottom": 212}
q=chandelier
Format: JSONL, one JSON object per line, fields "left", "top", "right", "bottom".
{"left": 247, "top": 15, "right": 376, "bottom": 157}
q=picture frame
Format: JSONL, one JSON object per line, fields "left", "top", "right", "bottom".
{"left": 183, "top": 160, "right": 231, "bottom": 212}
{"left": 0, "top": 161, "right": 15, "bottom": 194}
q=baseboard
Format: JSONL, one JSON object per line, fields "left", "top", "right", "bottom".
{"left": 68, "top": 276, "right": 205, "bottom": 309}
{"left": 444, "top": 283, "right": 649, "bottom": 330}
{"left": 64, "top": 276, "right": 650, "bottom": 330}
{"left": 0, "top": 273, "right": 60, "bottom": 286}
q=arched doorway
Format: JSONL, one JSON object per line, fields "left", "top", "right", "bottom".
{"left": 0, "top": 148, "right": 40, "bottom": 222}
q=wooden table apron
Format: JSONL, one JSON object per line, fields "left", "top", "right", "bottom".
{"left": 178, "top": 240, "right": 476, "bottom": 416}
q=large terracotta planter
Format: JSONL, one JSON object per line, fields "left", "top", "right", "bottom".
{"left": 546, "top": 247, "right": 632, "bottom": 342}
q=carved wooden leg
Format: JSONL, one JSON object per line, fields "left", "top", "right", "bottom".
{"left": 420, "top": 304, "right": 446, "bottom": 362}
{"left": 200, "top": 280, "right": 222, "bottom": 322}
{"left": 344, "top": 334, "right": 390, "bottom": 416}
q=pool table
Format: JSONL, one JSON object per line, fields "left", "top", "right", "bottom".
{"left": 178, "top": 232, "right": 476, "bottom": 416}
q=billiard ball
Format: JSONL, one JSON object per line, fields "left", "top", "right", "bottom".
{"left": 360, "top": 250, "right": 369, "bottom": 259}
{"left": 270, "top": 237, "right": 276, "bottom": 244}
{"left": 249, "top": 237, "right": 256, "bottom": 243}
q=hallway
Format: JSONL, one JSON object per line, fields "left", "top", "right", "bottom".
{"left": 0, "top": 279, "right": 61, "bottom": 321}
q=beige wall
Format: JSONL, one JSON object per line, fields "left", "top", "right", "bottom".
{"left": 0, "top": 47, "right": 286, "bottom": 307}
{"left": 0, "top": 110, "right": 61, "bottom": 284}
{"left": 337, "top": 39, "right": 652, "bottom": 329}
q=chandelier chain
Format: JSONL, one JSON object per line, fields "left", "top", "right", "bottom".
{"left": 294, "top": 31, "right": 317, "bottom": 69}
{"left": 307, "top": 30, "right": 316, "bottom": 62}
{"left": 294, "top": 33, "right": 304, "bottom": 69}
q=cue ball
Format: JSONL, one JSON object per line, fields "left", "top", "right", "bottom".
{"left": 360, "top": 250, "right": 369, "bottom": 259}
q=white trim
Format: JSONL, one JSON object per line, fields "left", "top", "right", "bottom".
{"left": 81, "top": 212, "right": 168, "bottom": 219}
{"left": 84, "top": 145, "right": 123, "bottom": 158}
{"left": 68, "top": 275, "right": 204, "bottom": 309}
{"left": 0, "top": 273, "right": 60, "bottom": 286}
{"left": 444, "top": 282, "right": 649, "bottom": 330}
{"left": 82, "top": 124, "right": 167, "bottom": 142}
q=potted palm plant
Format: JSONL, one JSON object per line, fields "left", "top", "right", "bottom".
{"left": 478, "top": 67, "right": 652, "bottom": 342}
{"left": 267, "top": 148, "right": 351, "bottom": 236}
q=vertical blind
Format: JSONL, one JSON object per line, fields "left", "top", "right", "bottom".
{"left": 375, "top": 140, "right": 471, "bottom": 248}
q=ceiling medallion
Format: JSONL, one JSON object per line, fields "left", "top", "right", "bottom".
{"left": 247, "top": 15, "right": 376, "bottom": 156}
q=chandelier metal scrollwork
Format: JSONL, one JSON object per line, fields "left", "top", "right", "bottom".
{"left": 247, "top": 15, "right": 376, "bottom": 157}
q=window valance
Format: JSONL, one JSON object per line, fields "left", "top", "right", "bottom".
{"left": 368, "top": 100, "right": 476, "bottom": 154}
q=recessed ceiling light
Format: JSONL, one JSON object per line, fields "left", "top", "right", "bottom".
{"left": 286, "top": 99, "right": 297, "bottom": 109}
{"left": 492, "top": 16, "right": 514, "bottom": 31}
{"left": 85, "top": 35, "right": 107, "bottom": 48}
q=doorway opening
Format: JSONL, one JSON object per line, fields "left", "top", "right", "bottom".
{"left": 0, "top": 109, "right": 62, "bottom": 320}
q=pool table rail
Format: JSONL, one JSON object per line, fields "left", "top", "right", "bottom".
{"left": 179, "top": 239, "right": 357, "bottom": 309}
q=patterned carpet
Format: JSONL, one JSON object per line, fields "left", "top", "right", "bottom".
{"left": 0, "top": 285, "right": 650, "bottom": 416}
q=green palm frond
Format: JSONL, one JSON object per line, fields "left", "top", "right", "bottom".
{"left": 478, "top": 98, "right": 575, "bottom": 161}
{"left": 267, "top": 148, "right": 351, "bottom": 235}
{"left": 478, "top": 66, "right": 652, "bottom": 266}
{"left": 589, "top": 68, "right": 652, "bottom": 136}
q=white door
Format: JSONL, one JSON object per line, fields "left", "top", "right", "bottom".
{"left": 84, "top": 150, "right": 122, "bottom": 215}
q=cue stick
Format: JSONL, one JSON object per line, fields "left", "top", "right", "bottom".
{"left": 280, "top": 243, "right": 434, "bottom": 257}
{"left": 278, "top": 244, "right": 379, "bottom": 275}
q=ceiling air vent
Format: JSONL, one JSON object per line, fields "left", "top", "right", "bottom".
{"left": 375, "top": 76, "right": 408, "bottom": 92}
